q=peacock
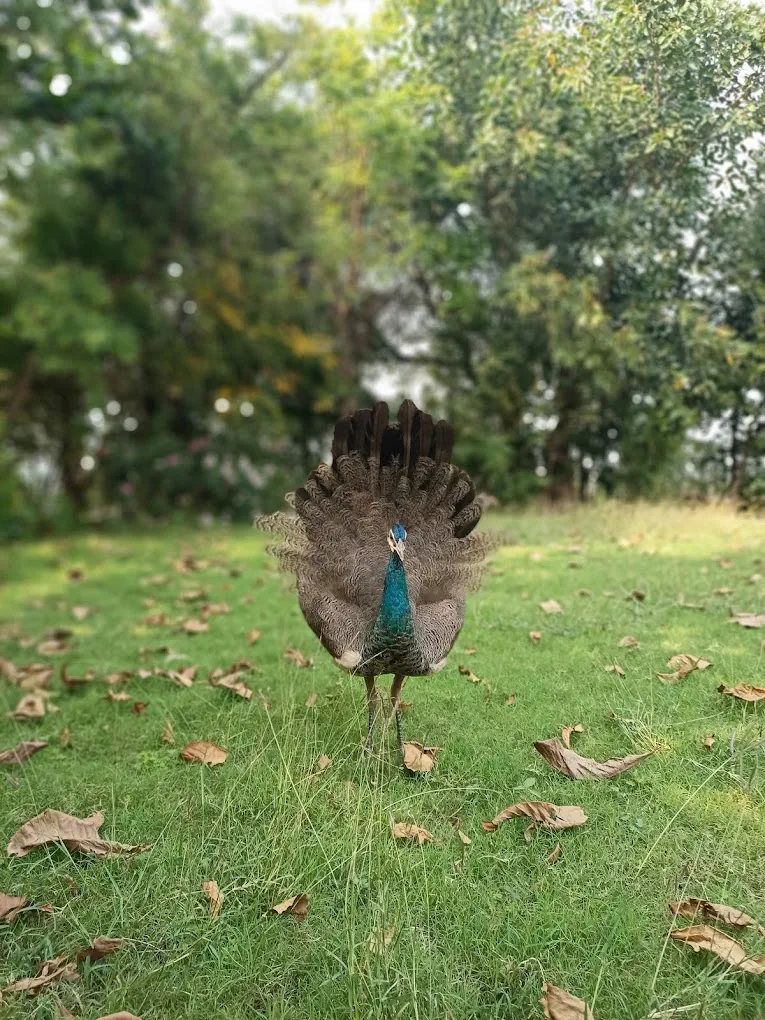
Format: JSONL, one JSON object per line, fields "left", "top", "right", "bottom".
{"left": 257, "top": 399, "right": 496, "bottom": 758}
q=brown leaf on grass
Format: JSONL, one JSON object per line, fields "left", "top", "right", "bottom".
{"left": 605, "top": 664, "right": 625, "bottom": 676}
{"left": 0, "top": 955, "right": 79, "bottom": 997}
{"left": 0, "top": 740, "right": 47, "bottom": 766}
{"left": 141, "top": 573, "right": 169, "bottom": 587}
{"left": 284, "top": 648, "right": 313, "bottom": 667}
{"left": 59, "top": 728, "right": 71, "bottom": 749}
{"left": 534, "top": 738, "right": 653, "bottom": 780}
{"left": 305, "top": 692, "right": 318, "bottom": 709}
{"left": 161, "top": 720, "right": 174, "bottom": 745}
{"left": 577, "top": 588, "right": 593, "bottom": 597}
{"left": 106, "top": 691, "right": 132, "bottom": 703}
{"left": 166, "top": 665, "right": 197, "bottom": 687}
{"left": 76, "top": 936, "right": 126, "bottom": 963}
{"left": 96, "top": 1014, "right": 142, "bottom": 1020}
{"left": 670, "top": 900, "right": 757, "bottom": 929}
{"left": 657, "top": 654, "right": 712, "bottom": 683}
{"left": 703, "top": 734, "right": 715, "bottom": 749}
{"left": 481, "top": 801, "right": 587, "bottom": 835}
{"left": 183, "top": 619, "right": 209, "bottom": 635}
{"left": 71, "top": 606, "right": 92, "bottom": 621}
{"left": 561, "top": 724, "right": 584, "bottom": 749}
{"left": 316, "top": 753, "right": 332, "bottom": 772}
{"left": 669, "top": 924, "right": 765, "bottom": 975}
{"left": 200, "top": 602, "right": 230, "bottom": 620}
{"left": 202, "top": 880, "right": 223, "bottom": 918}
{"left": 505, "top": 693, "right": 518, "bottom": 706}
{"left": 211, "top": 672, "right": 252, "bottom": 699}
{"left": 718, "top": 558, "right": 734, "bottom": 569}
{"left": 714, "top": 587, "right": 734, "bottom": 596}
{"left": 729, "top": 613, "right": 765, "bottom": 628}
{"left": 541, "top": 981, "right": 594, "bottom": 1019}
{"left": 392, "top": 822, "right": 433, "bottom": 844}
{"left": 547, "top": 843, "right": 562, "bottom": 865}
{"left": 9, "top": 692, "right": 47, "bottom": 720}
{"left": 540, "top": 599, "right": 563, "bottom": 614}
{"left": 131, "top": 702, "right": 148, "bottom": 715}
{"left": 247, "top": 628, "right": 261, "bottom": 645}
{"left": 180, "top": 588, "right": 207, "bottom": 602}
{"left": 61, "top": 664, "right": 94, "bottom": 691}
{"left": 463, "top": 646, "right": 477, "bottom": 655}
{"left": 529, "top": 631, "right": 542, "bottom": 644}
{"left": 458, "top": 664, "right": 482, "bottom": 683}
{"left": 143, "top": 613, "right": 168, "bottom": 628}
{"left": 626, "top": 589, "right": 646, "bottom": 601}
{"left": 718, "top": 683, "right": 765, "bottom": 703}
{"left": 0, "top": 893, "right": 29, "bottom": 923}
{"left": 14, "top": 662, "right": 54, "bottom": 689}
{"left": 401, "top": 742, "right": 440, "bottom": 774}
{"left": 617, "top": 635, "right": 639, "bottom": 648}
{"left": 0, "top": 656, "right": 19, "bottom": 682}
{"left": 272, "top": 893, "right": 310, "bottom": 921}
{"left": 102, "top": 670, "right": 132, "bottom": 686}
{"left": 7, "top": 809, "right": 150, "bottom": 859}
{"left": 37, "top": 638, "right": 70, "bottom": 656}
{"left": 457, "top": 830, "right": 471, "bottom": 846}
{"left": 180, "top": 741, "right": 227, "bottom": 766}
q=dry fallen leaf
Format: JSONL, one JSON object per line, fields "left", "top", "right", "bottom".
{"left": 529, "top": 631, "right": 542, "bottom": 644}
{"left": 0, "top": 893, "right": 29, "bottom": 923}
{"left": 718, "top": 558, "right": 733, "bottom": 569}
{"left": 106, "top": 691, "right": 132, "bottom": 703}
{"left": 72, "top": 606, "right": 92, "bottom": 621}
{"left": 670, "top": 899, "right": 757, "bottom": 929}
{"left": 718, "top": 683, "right": 765, "bottom": 703}
{"left": 457, "top": 830, "right": 471, "bottom": 846}
{"left": 670, "top": 924, "right": 765, "bottom": 975}
{"left": 132, "top": 701, "right": 148, "bottom": 715}
{"left": 16, "top": 663, "right": 54, "bottom": 690}
{"left": 76, "top": 935, "right": 126, "bottom": 963}
{"left": 714, "top": 587, "right": 734, "bottom": 596}
{"left": 61, "top": 664, "right": 94, "bottom": 691}
{"left": 165, "top": 665, "right": 197, "bottom": 687}
{"left": 0, "top": 740, "right": 47, "bottom": 766}
{"left": 183, "top": 619, "right": 209, "bottom": 635}
{"left": 202, "top": 880, "right": 223, "bottom": 918}
{"left": 626, "top": 589, "right": 646, "bottom": 601}
{"left": 161, "top": 720, "right": 175, "bottom": 745}
{"left": 7, "top": 809, "right": 150, "bottom": 859}
{"left": 200, "top": 602, "right": 230, "bottom": 620}
{"left": 540, "top": 599, "right": 564, "bottom": 614}
{"left": 729, "top": 613, "right": 765, "bottom": 628}
{"left": 541, "top": 981, "right": 594, "bottom": 1019}
{"left": 605, "top": 664, "right": 625, "bottom": 676}
{"left": 95, "top": 1014, "right": 142, "bottom": 1020}
{"left": 37, "top": 638, "right": 70, "bottom": 656}
{"left": 180, "top": 741, "right": 227, "bottom": 766}
{"left": 392, "top": 822, "right": 433, "bottom": 844}
{"left": 401, "top": 742, "right": 440, "bottom": 774}
{"left": 272, "top": 893, "right": 310, "bottom": 921}
{"left": 505, "top": 692, "right": 518, "bottom": 707}
{"left": 577, "top": 588, "right": 593, "bottom": 597}
{"left": 703, "top": 734, "right": 715, "bottom": 749}
{"left": 617, "top": 635, "right": 639, "bottom": 648}
{"left": 210, "top": 671, "right": 252, "bottom": 699}
{"left": 316, "top": 753, "right": 332, "bottom": 773}
{"left": 534, "top": 738, "right": 653, "bottom": 780}
{"left": 247, "top": 629, "right": 261, "bottom": 645}
{"left": 463, "top": 647, "right": 477, "bottom": 655}
{"left": 305, "top": 692, "right": 318, "bottom": 709}
{"left": 561, "top": 724, "right": 584, "bottom": 749}
{"left": 9, "top": 692, "right": 47, "bottom": 720}
{"left": 481, "top": 801, "right": 587, "bottom": 835}
{"left": 0, "top": 955, "right": 79, "bottom": 997}
{"left": 284, "top": 648, "right": 313, "bottom": 667}
{"left": 458, "top": 664, "right": 482, "bottom": 683}
{"left": 657, "top": 653, "right": 712, "bottom": 683}
{"left": 143, "top": 613, "right": 167, "bottom": 628}
{"left": 547, "top": 843, "right": 562, "bottom": 865}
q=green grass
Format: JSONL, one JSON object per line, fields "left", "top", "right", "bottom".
{"left": 1, "top": 503, "right": 765, "bottom": 1019}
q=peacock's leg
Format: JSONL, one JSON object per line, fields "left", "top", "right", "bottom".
{"left": 364, "top": 676, "right": 377, "bottom": 755}
{"left": 390, "top": 674, "right": 406, "bottom": 754}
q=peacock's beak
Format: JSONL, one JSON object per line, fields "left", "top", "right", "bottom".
{"left": 387, "top": 533, "right": 406, "bottom": 560}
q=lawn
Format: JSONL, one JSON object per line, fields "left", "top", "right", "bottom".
{"left": 1, "top": 502, "right": 765, "bottom": 1020}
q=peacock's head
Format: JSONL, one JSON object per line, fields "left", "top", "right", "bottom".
{"left": 387, "top": 523, "right": 407, "bottom": 560}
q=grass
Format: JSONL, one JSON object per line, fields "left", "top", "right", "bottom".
{"left": 1, "top": 502, "right": 765, "bottom": 1019}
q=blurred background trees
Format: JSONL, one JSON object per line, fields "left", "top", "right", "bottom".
{"left": 2, "top": 0, "right": 765, "bottom": 538}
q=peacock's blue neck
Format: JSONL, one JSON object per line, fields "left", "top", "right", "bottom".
{"left": 374, "top": 552, "right": 414, "bottom": 636}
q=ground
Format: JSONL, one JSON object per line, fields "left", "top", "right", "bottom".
{"left": 1, "top": 502, "right": 764, "bottom": 1020}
